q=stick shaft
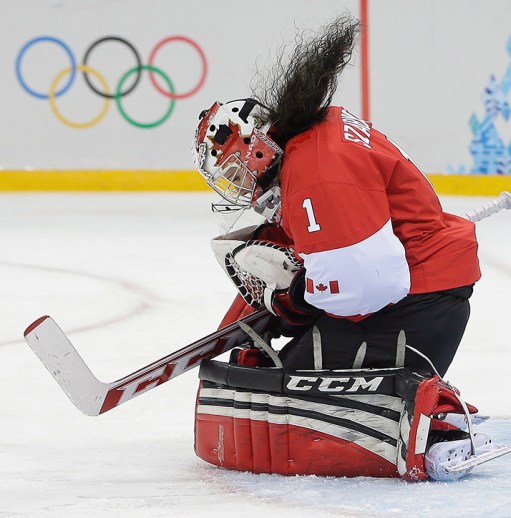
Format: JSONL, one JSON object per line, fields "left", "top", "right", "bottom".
{"left": 465, "top": 191, "right": 511, "bottom": 222}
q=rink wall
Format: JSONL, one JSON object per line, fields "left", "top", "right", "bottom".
{"left": 1, "top": 170, "right": 511, "bottom": 195}
{"left": 2, "top": 0, "right": 511, "bottom": 194}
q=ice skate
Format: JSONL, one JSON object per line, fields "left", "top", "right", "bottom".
{"left": 425, "top": 432, "right": 511, "bottom": 481}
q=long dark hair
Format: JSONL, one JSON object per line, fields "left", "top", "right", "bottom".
{"left": 252, "top": 14, "right": 360, "bottom": 147}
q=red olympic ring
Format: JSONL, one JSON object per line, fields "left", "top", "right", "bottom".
{"left": 148, "top": 36, "right": 208, "bottom": 100}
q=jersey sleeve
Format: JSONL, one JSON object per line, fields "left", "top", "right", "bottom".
{"left": 282, "top": 181, "right": 410, "bottom": 317}
{"left": 284, "top": 179, "right": 391, "bottom": 252}
{"left": 300, "top": 220, "right": 410, "bottom": 316}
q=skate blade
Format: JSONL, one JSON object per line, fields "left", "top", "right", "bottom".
{"left": 447, "top": 444, "right": 511, "bottom": 473}
{"left": 472, "top": 414, "right": 490, "bottom": 425}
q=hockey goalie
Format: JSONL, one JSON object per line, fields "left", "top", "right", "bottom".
{"left": 193, "top": 223, "right": 509, "bottom": 482}
{"left": 190, "top": 15, "right": 511, "bottom": 480}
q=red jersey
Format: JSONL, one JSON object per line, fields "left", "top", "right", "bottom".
{"left": 279, "top": 107, "right": 480, "bottom": 317}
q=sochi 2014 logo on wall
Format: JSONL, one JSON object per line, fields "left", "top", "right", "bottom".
{"left": 15, "top": 35, "right": 207, "bottom": 129}
{"left": 468, "top": 37, "right": 511, "bottom": 174}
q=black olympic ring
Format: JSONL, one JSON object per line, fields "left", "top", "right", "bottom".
{"left": 15, "top": 35, "right": 208, "bottom": 128}
{"left": 82, "top": 36, "right": 143, "bottom": 99}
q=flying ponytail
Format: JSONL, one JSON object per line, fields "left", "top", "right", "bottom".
{"left": 252, "top": 14, "right": 360, "bottom": 147}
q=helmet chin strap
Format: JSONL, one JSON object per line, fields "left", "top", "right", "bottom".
{"left": 253, "top": 184, "right": 282, "bottom": 223}
{"left": 252, "top": 156, "right": 282, "bottom": 223}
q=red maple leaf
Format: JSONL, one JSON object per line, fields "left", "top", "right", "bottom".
{"left": 316, "top": 283, "right": 328, "bottom": 292}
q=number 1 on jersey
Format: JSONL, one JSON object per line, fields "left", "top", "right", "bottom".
{"left": 302, "top": 198, "right": 321, "bottom": 232}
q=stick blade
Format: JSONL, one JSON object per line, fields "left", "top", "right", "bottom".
{"left": 24, "top": 316, "right": 108, "bottom": 416}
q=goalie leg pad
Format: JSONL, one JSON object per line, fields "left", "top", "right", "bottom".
{"left": 195, "top": 360, "right": 507, "bottom": 480}
{"left": 195, "top": 360, "right": 411, "bottom": 478}
{"left": 195, "top": 382, "right": 401, "bottom": 477}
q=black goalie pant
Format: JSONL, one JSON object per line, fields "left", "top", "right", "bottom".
{"left": 280, "top": 285, "right": 474, "bottom": 376}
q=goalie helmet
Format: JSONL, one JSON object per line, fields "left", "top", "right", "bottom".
{"left": 192, "top": 99, "right": 283, "bottom": 220}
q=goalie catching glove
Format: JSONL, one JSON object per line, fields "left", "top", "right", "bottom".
{"left": 211, "top": 224, "right": 322, "bottom": 328}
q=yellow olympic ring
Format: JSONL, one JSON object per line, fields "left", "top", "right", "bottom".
{"left": 49, "top": 65, "right": 110, "bottom": 129}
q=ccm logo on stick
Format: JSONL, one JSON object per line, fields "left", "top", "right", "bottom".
{"left": 286, "top": 375, "right": 384, "bottom": 393}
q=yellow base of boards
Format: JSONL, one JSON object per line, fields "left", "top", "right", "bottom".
{"left": 427, "top": 174, "right": 511, "bottom": 196}
{"left": 0, "top": 170, "right": 210, "bottom": 192}
{"left": 0, "top": 170, "right": 510, "bottom": 195}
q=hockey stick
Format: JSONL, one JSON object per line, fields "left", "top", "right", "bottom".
{"left": 465, "top": 191, "right": 511, "bottom": 222}
{"left": 24, "top": 309, "right": 275, "bottom": 416}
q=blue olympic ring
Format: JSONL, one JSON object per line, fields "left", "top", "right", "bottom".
{"left": 16, "top": 36, "right": 77, "bottom": 99}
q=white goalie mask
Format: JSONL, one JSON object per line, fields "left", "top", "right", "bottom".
{"left": 192, "top": 99, "right": 283, "bottom": 220}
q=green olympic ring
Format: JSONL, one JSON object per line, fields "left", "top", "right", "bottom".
{"left": 116, "top": 65, "right": 175, "bottom": 129}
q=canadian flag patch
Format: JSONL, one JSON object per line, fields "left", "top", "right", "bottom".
{"left": 306, "top": 278, "right": 340, "bottom": 294}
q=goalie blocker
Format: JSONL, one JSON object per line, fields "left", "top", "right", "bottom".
{"left": 195, "top": 353, "right": 509, "bottom": 480}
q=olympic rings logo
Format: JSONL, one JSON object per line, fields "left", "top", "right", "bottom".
{"left": 15, "top": 35, "right": 208, "bottom": 129}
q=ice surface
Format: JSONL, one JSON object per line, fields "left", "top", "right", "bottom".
{"left": 0, "top": 193, "right": 510, "bottom": 517}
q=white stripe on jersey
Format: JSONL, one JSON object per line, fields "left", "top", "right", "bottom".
{"left": 300, "top": 219, "right": 410, "bottom": 316}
